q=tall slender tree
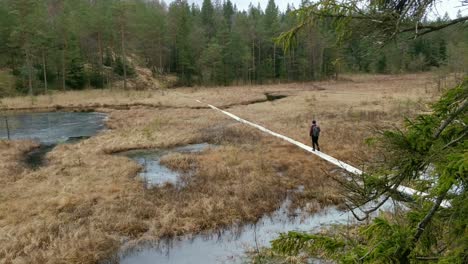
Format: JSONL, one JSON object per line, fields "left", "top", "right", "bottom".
{"left": 8, "top": 0, "right": 41, "bottom": 96}
{"left": 201, "top": 0, "right": 215, "bottom": 39}
{"left": 112, "top": 0, "right": 134, "bottom": 90}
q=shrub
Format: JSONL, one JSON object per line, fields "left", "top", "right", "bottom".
{"left": 66, "top": 58, "right": 86, "bottom": 90}
{"left": 89, "top": 67, "right": 105, "bottom": 88}
{"left": 0, "top": 70, "right": 16, "bottom": 97}
{"left": 113, "top": 57, "right": 135, "bottom": 77}
{"left": 35, "top": 64, "right": 56, "bottom": 84}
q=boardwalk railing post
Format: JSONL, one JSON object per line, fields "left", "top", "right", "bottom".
{"left": 4, "top": 116, "right": 10, "bottom": 140}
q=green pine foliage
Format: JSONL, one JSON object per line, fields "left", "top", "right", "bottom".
{"left": 113, "top": 57, "right": 135, "bottom": 77}
{"left": 199, "top": 40, "right": 224, "bottom": 85}
{"left": 0, "top": 70, "right": 16, "bottom": 98}
{"left": 65, "top": 58, "right": 86, "bottom": 90}
{"left": 88, "top": 66, "right": 105, "bottom": 89}
{"left": 0, "top": 0, "right": 466, "bottom": 94}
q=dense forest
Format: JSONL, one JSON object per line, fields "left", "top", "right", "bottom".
{"left": 0, "top": 0, "right": 467, "bottom": 96}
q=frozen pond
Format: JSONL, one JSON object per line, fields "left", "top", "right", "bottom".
{"left": 120, "top": 143, "right": 212, "bottom": 187}
{"left": 119, "top": 198, "right": 397, "bottom": 264}
{"left": 0, "top": 111, "right": 107, "bottom": 144}
{"left": 1, "top": 111, "right": 107, "bottom": 168}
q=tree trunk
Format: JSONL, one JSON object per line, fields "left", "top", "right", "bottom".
{"left": 97, "top": 31, "right": 103, "bottom": 67}
{"left": 159, "top": 37, "right": 163, "bottom": 73}
{"left": 4, "top": 116, "right": 10, "bottom": 140}
{"left": 107, "top": 70, "right": 111, "bottom": 90}
{"left": 335, "top": 61, "right": 339, "bottom": 80}
{"left": 283, "top": 52, "right": 287, "bottom": 82}
{"left": 400, "top": 187, "right": 451, "bottom": 263}
{"left": 434, "top": 99, "right": 468, "bottom": 138}
{"left": 273, "top": 43, "right": 276, "bottom": 80}
{"left": 291, "top": 48, "right": 295, "bottom": 81}
{"left": 97, "top": 31, "right": 104, "bottom": 89}
{"left": 26, "top": 49, "right": 33, "bottom": 97}
{"left": 251, "top": 39, "right": 255, "bottom": 85}
{"left": 108, "top": 40, "right": 115, "bottom": 90}
{"left": 258, "top": 43, "right": 261, "bottom": 83}
{"left": 61, "top": 29, "right": 67, "bottom": 91}
{"left": 42, "top": 50, "right": 48, "bottom": 94}
{"left": 121, "top": 23, "right": 127, "bottom": 90}
{"left": 310, "top": 47, "right": 315, "bottom": 80}
{"left": 319, "top": 47, "right": 324, "bottom": 79}
{"left": 62, "top": 50, "right": 66, "bottom": 90}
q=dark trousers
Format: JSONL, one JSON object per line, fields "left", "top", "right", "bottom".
{"left": 312, "top": 136, "right": 320, "bottom": 151}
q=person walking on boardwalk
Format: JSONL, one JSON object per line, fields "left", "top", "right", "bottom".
{"left": 310, "top": 120, "right": 321, "bottom": 151}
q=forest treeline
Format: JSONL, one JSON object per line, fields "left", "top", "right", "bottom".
{"left": 0, "top": 0, "right": 466, "bottom": 96}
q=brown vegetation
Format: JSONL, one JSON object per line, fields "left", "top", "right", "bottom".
{"left": 0, "top": 73, "right": 451, "bottom": 263}
{"left": 0, "top": 140, "right": 38, "bottom": 184}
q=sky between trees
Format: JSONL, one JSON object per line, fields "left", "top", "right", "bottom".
{"left": 177, "top": 0, "right": 466, "bottom": 18}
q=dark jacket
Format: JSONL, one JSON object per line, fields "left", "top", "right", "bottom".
{"left": 310, "top": 124, "right": 320, "bottom": 137}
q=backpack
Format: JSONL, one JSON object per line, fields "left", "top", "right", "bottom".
{"left": 312, "top": 125, "right": 320, "bottom": 137}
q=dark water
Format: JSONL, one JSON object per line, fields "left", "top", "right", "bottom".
{"left": 24, "top": 144, "right": 57, "bottom": 168}
{"left": 265, "top": 93, "right": 287, "bottom": 101}
{"left": 120, "top": 143, "right": 212, "bottom": 187}
{"left": 120, "top": 201, "right": 352, "bottom": 264}
{"left": 0, "top": 111, "right": 107, "bottom": 144}
{"left": 23, "top": 137, "right": 93, "bottom": 168}
{"left": 119, "top": 198, "right": 397, "bottom": 264}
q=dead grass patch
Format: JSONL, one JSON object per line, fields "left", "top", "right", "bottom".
{"left": 159, "top": 153, "right": 199, "bottom": 173}
{"left": 0, "top": 140, "right": 39, "bottom": 183}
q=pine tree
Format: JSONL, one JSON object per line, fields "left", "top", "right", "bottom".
{"left": 223, "top": 0, "right": 234, "bottom": 30}
{"left": 112, "top": 1, "right": 133, "bottom": 90}
{"left": 201, "top": 0, "right": 215, "bottom": 39}
{"left": 199, "top": 39, "right": 223, "bottom": 85}
{"left": 168, "top": 0, "right": 195, "bottom": 85}
{"left": 8, "top": 0, "right": 47, "bottom": 96}
{"left": 0, "top": 3, "right": 14, "bottom": 68}
{"left": 264, "top": 0, "right": 280, "bottom": 80}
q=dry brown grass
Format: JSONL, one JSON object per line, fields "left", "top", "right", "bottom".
{"left": 0, "top": 73, "right": 451, "bottom": 264}
{"left": 0, "top": 140, "right": 38, "bottom": 184}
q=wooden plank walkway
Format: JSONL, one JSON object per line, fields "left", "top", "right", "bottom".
{"left": 195, "top": 99, "right": 451, "bottom": 208}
